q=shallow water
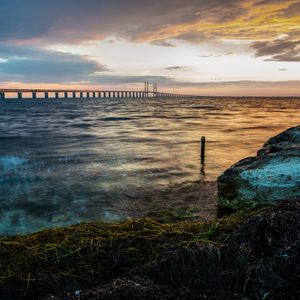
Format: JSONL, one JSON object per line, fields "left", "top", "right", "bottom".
{"left": 0, "top": 97, "right": 299, "bottom": 235}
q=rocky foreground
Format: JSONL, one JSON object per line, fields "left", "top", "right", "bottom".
{"left": 218, "top": 125, "right": 300, "bottom": 215}
{"left": 1, "top": 126, "right": 300, "bottom": 300}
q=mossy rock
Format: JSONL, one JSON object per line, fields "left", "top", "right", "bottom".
{"left": 1, "top": 200, "right": 299, "bottom": 299}
{"left": 0, "top": 209, "right": 256, "bottom": 299}
{"left": 218, "top": 126, "right": 300, "bottom": 216}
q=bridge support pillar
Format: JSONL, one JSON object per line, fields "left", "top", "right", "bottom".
{"left": 80, "top": 92, "right": 83, "bottom": 98}
{"left": 87, "top": 92, "right": 90, "bottom": 98}
{"left": 73, "top": 92, "right": 76, "bottom": 98}
{"left": 18, "top": 91, "right": 22, "bottom": 99}
{"left": 93, "top": 92, "right": 96, "bottom": 98}
{"left": 45, "top": 92, "right": 49, "bottom": 99}
{"left": 32, "top": 92, "right": 36, "bottom": 99}
{"left": 55, "top": 92, "right": 59, "bottom": 98}
{"left": 64, "top": 92, "right": 68, "bottom": 99}
{"left": 0, "top": 92, "right": 5, "bottom": 99}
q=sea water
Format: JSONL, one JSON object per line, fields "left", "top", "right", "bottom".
{"left": 0, "top": 97, "right": 299, "bottom": 234}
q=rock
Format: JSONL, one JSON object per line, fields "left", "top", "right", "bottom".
{"left": 218, "top": 126, "right": 300, "bottom": 215}
{"left": 258, "top": 125, "right": 300, "bottom": 156}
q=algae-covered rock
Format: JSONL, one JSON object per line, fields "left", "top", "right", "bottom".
{"left": 1, "top": 200, "right": 299, "bottom": 299}
{"left": 258, "top": 125, "right": 300, "bottom": 156}
{"left": 44, "top": 200, "right": 300, "bottom": 300}
{"left": 218, "top": 126, "right": 300, "bottom": 215}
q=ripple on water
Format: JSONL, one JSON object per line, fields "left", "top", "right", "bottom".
{"left": 0, "top": 97, "right": 300, "bottom": 235}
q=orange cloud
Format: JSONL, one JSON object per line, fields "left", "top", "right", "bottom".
{"left": 135, "top": 0, "right": 300, "bottom": 43}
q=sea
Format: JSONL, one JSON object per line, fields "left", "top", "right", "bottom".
{"left": 0, "top": 97, "right": 299, "bottom": 235}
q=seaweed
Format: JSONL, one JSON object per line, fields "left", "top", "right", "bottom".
{"left": 0, "top": 200, "right": 299, "bottom": 299}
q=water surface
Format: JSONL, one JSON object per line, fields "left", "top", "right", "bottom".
{"left": 0, "top": 97, "right": 299, "bottom": 234}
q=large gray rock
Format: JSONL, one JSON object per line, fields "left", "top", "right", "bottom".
{"left": 218, "top": 126, "right": 300, "bottom": 215}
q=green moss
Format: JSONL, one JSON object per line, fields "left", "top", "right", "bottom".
{"left": 218, "top": 196, "right": 269, "bottom": 217}
{"left": 0, "top": 208, "right": 262, "bottom": 297}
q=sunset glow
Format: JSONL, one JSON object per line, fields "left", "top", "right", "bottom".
{"left": 0, "top": 0, "right": 299, "bottom": 95}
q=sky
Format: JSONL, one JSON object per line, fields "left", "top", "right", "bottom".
{"left": 0, "top": 0, "right": 299, "bottom": 96}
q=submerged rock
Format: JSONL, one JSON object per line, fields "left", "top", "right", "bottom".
{"left": 218, "top": 125, "right": 300, "bottom": 215}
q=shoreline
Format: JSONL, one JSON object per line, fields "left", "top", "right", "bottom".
{"left": 0, "top": 200, "right": 298, "bottom": 299}
{"left": 1, "top": 180, "right": 218, "bottom": 237}
{"left": 1, "top": 125, "right": 300, "bottom": 299}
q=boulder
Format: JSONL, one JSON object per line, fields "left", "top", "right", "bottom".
{"left": 218, "top": 125, "right": 300, "bottom": 215}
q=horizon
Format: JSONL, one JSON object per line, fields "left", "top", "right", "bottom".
{"left": 0, "top": 0, "right": 299, "bottom": 96}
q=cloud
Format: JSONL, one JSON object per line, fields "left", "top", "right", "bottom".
{"left": 150, "top": 40, "right": 175, "bottom": 47}
{"left": 164, "top": 66, "right": 187, "bottom": 71}
{"left": 252, "top": 37, "right": 300, "bottom": 61}
{"left": 0, "top": 0, "right": 262, "bottom": 44}
{"left": 254, "top": 0, "right": 287, "bottom": 5}
{"left": 0, "top": 0, "right": 298, "bottom": 50}
{"left": 0, "top": 45, "right": 108, "bottom": 83}
{"left": 281, "top": 1, "right": 300, "bottom": 18}
{"left": 198, "top": 54, "right": 225, "bottom": 58}
{"left": 0, "top": 0, "right": 299, "bottom": 94}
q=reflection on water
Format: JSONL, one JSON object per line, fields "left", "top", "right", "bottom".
{"left": 0, "top": 97, "right": 299, "bottom": 235}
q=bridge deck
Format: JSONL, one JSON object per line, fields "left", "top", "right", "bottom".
{"left": 0, "top": 89, "right": 195, "bottom": 99}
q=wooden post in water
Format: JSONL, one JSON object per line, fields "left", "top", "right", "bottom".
{"left": 200, "top": 136, "right": 206, "bottom": 163}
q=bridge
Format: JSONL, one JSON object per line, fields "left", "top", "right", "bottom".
{"left": 0, "top": 82, "right": 195, "bottom": 100}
